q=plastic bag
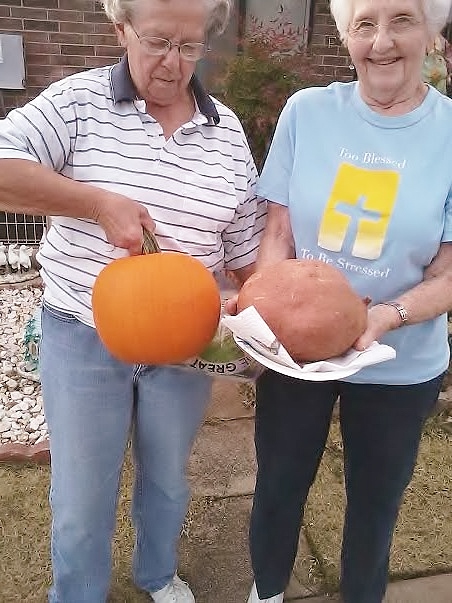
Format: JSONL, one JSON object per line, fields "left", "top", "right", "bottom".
{"left": 178, "top": 270, "right": 265, "bottom": 381}
{"left": 16, "top": 305, "right": 42, "bottom": 382}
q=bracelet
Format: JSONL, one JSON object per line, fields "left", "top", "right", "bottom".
{"left": 379, "top": 301, "right": 408, "bottom": 326}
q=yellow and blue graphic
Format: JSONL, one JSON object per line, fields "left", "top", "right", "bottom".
{"left": 318, "top": 163, "right": 399, "bottom": 260}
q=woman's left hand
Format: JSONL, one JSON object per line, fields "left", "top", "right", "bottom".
{"left": 224, "top": 294, "right": 238, "bottom": 316}
{"left": 355, "top": 242, "right": 452, "bottom": 350}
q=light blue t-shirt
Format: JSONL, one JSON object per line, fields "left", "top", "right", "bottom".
{"left": 257, "top": 81, "right": 452, "bottom": 385}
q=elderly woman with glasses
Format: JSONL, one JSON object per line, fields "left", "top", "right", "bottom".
{"left": 0, "top": 1, "right": 266, "bottom": 602}
{"left": 243, "top": 1, "right": 452, "bottom": 602}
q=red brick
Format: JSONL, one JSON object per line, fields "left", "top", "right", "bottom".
{"left": 24, "top": 0, "right": 57, "bottom": 7}
{"left": 60, "top": 43, "right": 94, "bottom": 55}
{"left": 27, "top": 63, "right": 62, "bottom": 76}
{"left": 94, "top": 22, "right": 116, "bottom": 35}
{"left": 50, "top": 53, "right": 86, "bottom": 66}
{"left": 23, "top": 30, "right": 50, "bottom": 42}
{"left": 60, "top": 20, "right": 95, "bottom": 33}
{"left": 313, "top": 23, "right": 339, "bottom": 36}
{"left": 26, "top": 52, "right": 52, "bottom": 64}
{"left": 11, "top": 7, "right": 48, "bottom": 19}
{"left": 26, "top": 73, "right": 60, "bottom": 86}
{"left": 59, "top": 0, "right": 95, "bottom": 10}
{"left": 322, "top": 54, "right": 348, "bottom": 66}
{"left": 335, "top": 66, "right": 355, "bottom": 82}
{"left": 48, "top": 9, "right": 84, "bottom": 22}
{"left": 24, "top": 40, "right": 60, "bottom": 53}
{"left": 83, "top": 10, "right": 110, "bottom": 23}
{"left": 84, "top": 33, "right": 118, "bottom": 46}
{"left": 0, "top": 17, "right": 23, "bottom": 28}
{"left": 94, "top": 45, "right": 122, "bottom": 57}
{"left": 85, "top": 55, "right": 114, "bottom": 68}
{"left": 25, "top": 42, "right": 60, "bottom": 57}
{"left": 25, "top": 86, "right": 47, "bottom": 98}
{"left": 49, "top": 32, "right": 84, "bottom": 44}
{"left": 62, "top": 65, "right": 86, "bottom": 77}
{"left": 24, "top": 18, "right": 58, "bottom": 31}
{"left": 0, "top": 441, "right": 50, "bottom": 465}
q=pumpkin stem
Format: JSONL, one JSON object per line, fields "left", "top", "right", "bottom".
{"left": 142, "top": 227, "right": 161, "bottom": 254}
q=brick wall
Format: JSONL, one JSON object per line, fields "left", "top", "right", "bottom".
{"left": 0, "top": 0, "right": 122, "bottom": 114}
{"left": 0, "top": 0, "right": 350, "bottom": 115}
{"left": 309, "top": 0, "right": 354, "bottom": 84}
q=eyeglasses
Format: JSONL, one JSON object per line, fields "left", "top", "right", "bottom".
{"left": 348, "top": 15, "right": 423, "bottom": 41}
{"left": 128, "top": 22, "right": 208, "bottom": 61}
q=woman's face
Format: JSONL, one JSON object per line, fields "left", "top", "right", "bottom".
{"left": 116, "top": 0, "right": 208, "bottom": 108}
{"left": 346, "top": 0, "right": 432, "bottom": 104}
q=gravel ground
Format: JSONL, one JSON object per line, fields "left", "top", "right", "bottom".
{"left": 0, "top": 285, "right": 48, "bottom": 446}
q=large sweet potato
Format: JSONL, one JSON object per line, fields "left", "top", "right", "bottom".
{"left": 237, "top": 259, "right": 368, "bottom": 361}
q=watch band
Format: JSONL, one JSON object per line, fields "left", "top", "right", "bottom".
{"left": 380, "top": 301, "right": 408, "bottom": 326}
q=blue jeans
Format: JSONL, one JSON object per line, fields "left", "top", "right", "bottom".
{"left": 250, "top": 370, "right": 443, "bottom": 602}
{"left": 39, "top": 304, "right": 212, "bottom": 603}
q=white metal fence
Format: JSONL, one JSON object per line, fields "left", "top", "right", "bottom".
{"left": 0, "top": 212, "right": 46, "bottom": 244}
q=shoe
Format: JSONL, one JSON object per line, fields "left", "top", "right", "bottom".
{"left": 151, "top": 574, "right": 195, "bottom": 603}
{"left": 247, "top": 581, "right": 284, "bottom": 602}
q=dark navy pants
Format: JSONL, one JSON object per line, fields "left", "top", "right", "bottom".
{"left": 250, "top": 370, "right": 443, "bottom": 602}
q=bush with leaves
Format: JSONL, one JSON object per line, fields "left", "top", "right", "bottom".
{"left": 422, "top": 33, "right": 452, "bottom": 95}
{"left": 212, "top": 15, "right": 318, "bottom": 169}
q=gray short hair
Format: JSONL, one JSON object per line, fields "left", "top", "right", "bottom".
{"left": 101, "top": 0, "right": 233, "bottom": 38}
{"left": 330, "top": 0, "right": 452, "bottom": 41}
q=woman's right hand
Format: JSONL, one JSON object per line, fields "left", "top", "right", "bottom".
{"left": 93, "top": 192, "right": 156, "bottom": 255}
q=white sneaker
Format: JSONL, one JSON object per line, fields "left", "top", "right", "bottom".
{"left": 247, "top": 581, "right": 284, "bottom": 602}
{"left": 151, "top": 574, "right": 195, "bottom": 603}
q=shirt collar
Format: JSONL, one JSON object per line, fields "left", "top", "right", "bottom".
{"left": 110, "top": 54, "right": 220, "bottom": 125}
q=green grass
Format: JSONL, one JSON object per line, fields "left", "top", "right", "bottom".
{"left": 0, "top": 411, "right": 450, "bottom": 600}
{"left": 300, "top": 412, "right": 452, "bottom": 592}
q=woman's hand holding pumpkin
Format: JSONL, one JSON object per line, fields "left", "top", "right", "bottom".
{"left": 224, "top": 294, "right": 239, "bottom": 316}
{"left": 353, "top": 303, "right": 402, "bottom": 351}
{"left": 92, "top": 192, "right": 156, "bottom": 255}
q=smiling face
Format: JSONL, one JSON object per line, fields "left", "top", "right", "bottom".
{"left": 115, "top": 0, "right": 208, "bottom": 109}
{"left": 346, "top": 0, "right": 433, "bottom": 110}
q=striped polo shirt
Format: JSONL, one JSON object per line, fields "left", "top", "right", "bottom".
{"left": 0, "top": 55, "right": 265, "bottom": 327}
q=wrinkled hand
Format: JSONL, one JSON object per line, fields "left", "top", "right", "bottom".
{"left": 224, "top": 294, "right": 239, "bottom": 316}
{"left": 353, "top": 303, "right": 401, "bottom": 351}
{"left": 93, "top": 192, "right": 156, "bottom": 255}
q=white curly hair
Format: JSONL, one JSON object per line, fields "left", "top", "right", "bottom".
{"left": 100, "top": 0, "right": 233, "bottom": 38}
{"left": 330, "top": 0, "right": 452, "bottom": 41}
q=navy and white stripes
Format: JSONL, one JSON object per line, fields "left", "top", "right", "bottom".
{"left": 0, "top": 61, "right": 265, "bottom": 327}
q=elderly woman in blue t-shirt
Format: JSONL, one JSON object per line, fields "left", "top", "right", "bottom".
{"left": 0, "top": 1, "right": 266, "bottom": 602}
{"left": 245, "top": 0, "right": 452, "bottom": 602}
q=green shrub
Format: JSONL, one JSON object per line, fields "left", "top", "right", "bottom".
{"left": 212, "top": 16, "right": 318, "bottom": 169}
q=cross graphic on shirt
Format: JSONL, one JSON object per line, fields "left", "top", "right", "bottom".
{"left": 334, "top": 195, "right": 382, "bottom": 255}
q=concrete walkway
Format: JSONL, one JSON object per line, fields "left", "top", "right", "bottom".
{"left": 179, "top": 381, "right": 452, "bottom": 603}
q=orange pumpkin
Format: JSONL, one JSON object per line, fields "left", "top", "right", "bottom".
{"left": 92, "top": 252, "right": 221, "bottom": 364}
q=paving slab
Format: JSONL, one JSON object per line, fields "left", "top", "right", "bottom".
{"left": 206, "top": 379, "right": 256, "bottom": 421}
{"left": 383, "top": 573, "right": 452, "bottom": 603}
{"left": 290, "top": 574, "right": 452, "bottom": 602}
{"left": 179, "top": 496, "right": 254, "bottom": 602}
{"left": 188, "top": 417, "right": 257, "bottom": 498}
